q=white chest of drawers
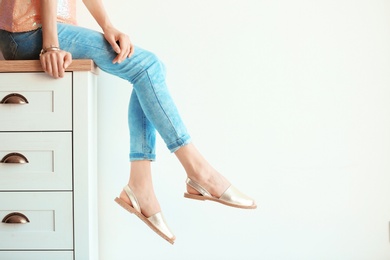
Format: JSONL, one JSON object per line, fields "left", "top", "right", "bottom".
{"left": 0, "top": 60, "right": 99, "bottom": 260}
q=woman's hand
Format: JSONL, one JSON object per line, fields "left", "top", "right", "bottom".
{"left": 103, "top": 26, "right": 134, "bottom": 64}
{"left": 82, "top": 0, "right": 133, "bottom": 63}
{"left": 40, "top": 49, "right": 73, "bottom": 79}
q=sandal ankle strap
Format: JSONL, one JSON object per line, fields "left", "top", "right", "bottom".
{"left": 123, "top": 185, "right": 141, "bottom": 213}
{"left": 186, "top": 178, "right": 211, "bottom": 197}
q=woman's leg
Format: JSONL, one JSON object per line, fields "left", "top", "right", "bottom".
{"left": 128, "top": 90, "right": 156, "bottom": 161}
{"left": 118, "top": 90, "right": 159, "bottom": 217}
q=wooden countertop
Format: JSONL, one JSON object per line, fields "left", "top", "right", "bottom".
{"left": 0, "top": 59, "right": 97, "bottom": 73}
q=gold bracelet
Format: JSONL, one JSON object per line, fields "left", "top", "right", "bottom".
{"left": 39, "top": 46, "right": 61, "bottom": 56}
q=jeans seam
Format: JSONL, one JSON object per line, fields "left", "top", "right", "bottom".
{"left": 142, "top": 113, "right": 146, "bottom": 155}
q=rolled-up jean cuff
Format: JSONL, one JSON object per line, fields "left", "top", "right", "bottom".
{"left": 167, "top": 135, "right": 192, "bottom": 153}
{"left": 129, "top": 153, "right": 156, "bottom": 162}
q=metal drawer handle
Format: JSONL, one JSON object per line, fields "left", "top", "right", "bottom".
{"left": 0, "top": 153, "right": 29, "bottom": 164}
{"left": 0, "top": 93, "right": 29, "bottom": 104}
{"left": 2, "top": 212, "right": 30, "bottom": 224}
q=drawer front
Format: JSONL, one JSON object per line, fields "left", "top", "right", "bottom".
{"left": 0, "top": 72, "right": 72, "bottom": 131}
{"left": 0, "top": 251, "right": 73, "bottom": 260}
{"left": 0, "top": 132, "right": 72, "bottom": 191}
{"left": 0, "top": 192, "right": 73, "bottom": 250}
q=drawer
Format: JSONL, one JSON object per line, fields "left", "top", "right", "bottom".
{"left": 0, "top": 72, "right": 72, "bottom": 131}
{"left": 0, "top": 132, "right": 72, "bottom": 191}
{"left": 0, "top": 251, "right": 73, "bottom": 260}
{"left": 0, "top": 192, "right": 73, "bottom": 250}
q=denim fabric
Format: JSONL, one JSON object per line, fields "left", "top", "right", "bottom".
{"left": 0, "top": 24, "right": 191, "bottom": 161}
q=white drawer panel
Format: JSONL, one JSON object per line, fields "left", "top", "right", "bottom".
{"left": 0, "top": 132, "right": 72, "bottom": 191}
{"left": 0, "top": 72, "right": 72, "bottom": 131}
{"left": 0, "top": 251, "right": 73, "bottom": 260}
{"left": 0, "top": 192, "right": 73, "bottom": 250}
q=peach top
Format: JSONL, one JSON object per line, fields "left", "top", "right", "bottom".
{"left": 0, "top": 0, "right": 77, "bottom": 32}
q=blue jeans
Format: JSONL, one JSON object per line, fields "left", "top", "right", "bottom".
{"left": 0, "top": 24, "right": 191, "bottom": 161}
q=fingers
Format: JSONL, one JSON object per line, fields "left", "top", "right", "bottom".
{"left": 63, "top": 52, "right": 73, "bottom": 69}
{"left": 106, "top": 35, "right": 121, "bottom": 54}
{"left": 40, "top": 50, "right": 71, "bottom": 79}
{"left": 103, "top": 27, "right": 134, "bottom": 64}
{"left": 43, "top": 52, "right": 60, "bottom": 78}
{"left": 111, "top": 34, "right": 133, "bottom": 64}
{"left": 128, "top": 42, "right": 134, "bottom": 58}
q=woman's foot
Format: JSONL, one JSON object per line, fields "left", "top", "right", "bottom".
{"left": 185, "top": 167, "right": 231, "bottom": 199}
{"left": 175, "top": 143, "right": 230, "bottom": 197}
{"left": 119, "top": 184, "right": 161, "bottom": 218}
{"left": 184, "top": 177, "right": 257, "bottom": 209}
{"left": 116, "top": 161, "right": 175, "bottom": 244}
{"left": 116, "top": 185, "right": 175, "bottom": 244}
{"left": 176, "top": 143, "right": 256, "bottom": 209}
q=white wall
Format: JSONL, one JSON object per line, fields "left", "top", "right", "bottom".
{"left": 78, "top": 0, "right": 390, "bottom": 259}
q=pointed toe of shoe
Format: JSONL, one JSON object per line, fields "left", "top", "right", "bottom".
{"left": 148, "top": 212, "right": 176, "bottom": 244}
{"left": 220, "top": 186, "right": 257, "bottom": 209}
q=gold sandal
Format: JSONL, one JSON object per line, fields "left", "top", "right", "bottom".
{"left": 115, "top": 185, "right": 176, "bottom": 244}
{"left": 184, "top": 177, "right": 257, "bottom": 209}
